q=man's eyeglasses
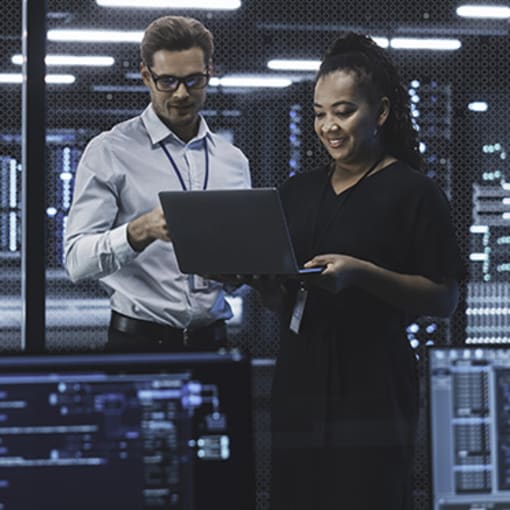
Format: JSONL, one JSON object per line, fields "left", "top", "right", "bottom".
{"left": 146, "top": 65, "right": 209, "bottom": 92}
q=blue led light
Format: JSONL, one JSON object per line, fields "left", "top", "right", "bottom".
{"left": 426, "top": 323, "right": 437, "bottom": 334}
{"left": 407, "top": 323, "right": 420, "bottom": 334}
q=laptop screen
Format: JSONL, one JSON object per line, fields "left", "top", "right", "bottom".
{"left": 0, "top": 351, "right": 254, "bottom": 510}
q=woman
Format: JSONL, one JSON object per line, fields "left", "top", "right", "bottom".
{"left": 270, "top": 33, "right": 462, "bottom": 509}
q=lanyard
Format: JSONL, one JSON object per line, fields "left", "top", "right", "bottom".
{"left": 159, "top": 138, "right": 210, "bottom": 191}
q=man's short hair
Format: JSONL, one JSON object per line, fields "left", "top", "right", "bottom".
{"left": 140, "top": 15, "right": 214, "bottom": 67}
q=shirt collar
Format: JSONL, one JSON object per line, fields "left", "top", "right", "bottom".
{"left": 141, "top": 104, "right": 214, "bottom": 146}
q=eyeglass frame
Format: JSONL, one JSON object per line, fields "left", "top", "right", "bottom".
{"left": 145, "top": 64, "right": 210, "bottom": 92}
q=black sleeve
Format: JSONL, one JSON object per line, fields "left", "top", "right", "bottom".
{"left": 408, "top": 182, "right": 466, "bottom": 284}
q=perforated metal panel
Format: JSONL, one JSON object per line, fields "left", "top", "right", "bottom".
{"left": 0, "top": 1, "right": 21, "bottom": 351}
{"left": 3, "top": 1, "right": 510, "bottom": 508}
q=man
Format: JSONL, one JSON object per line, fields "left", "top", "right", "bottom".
{"left": 64, "top": 16, "right": 251, "bottom": 352}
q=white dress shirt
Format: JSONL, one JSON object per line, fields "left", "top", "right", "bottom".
{"left": 64, "top": 104, "right": 251, "bottom": 328}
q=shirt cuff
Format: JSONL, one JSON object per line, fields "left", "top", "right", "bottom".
{"left": 110, "top": 223, "right": 138, "bottom": 264}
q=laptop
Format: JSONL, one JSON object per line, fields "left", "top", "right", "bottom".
{"left": 159, "top": 188, "right": 323, "bottom": 276}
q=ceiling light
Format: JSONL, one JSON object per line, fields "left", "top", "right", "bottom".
{"left": 45, "top": 74, "right": 76, "bottom": 84}
{"left": 48, "top": 29, "right": 143, "bottom": 43}
{"left": 468, "top": 101, "right": 488, "bottom": 112}
{"left": 210, "top": 76, "right": 292, "bottom": 88}
{"left": 0, "top": 73, "right": 75, "bottom": 84}
{"left": 456, "top": 4, "right": 510, "bottom": 18}
{"left": 371, "top": 37, "right": 390, "bottom": 48}
{"left": 469, "top": 253, "right": 488, "bottom": 261}
{"left": 267, "top": 38, "right": 389, "bottom": 72}
{"left": 125, "top": 71, "right": 293, "bottom": 88}
{"left": 267, "top": 60, "right": 319, "bottom": 71}
{"left": 0, "top": 74, "right": 22, "bottom": 84}
{"left": 96, "top": 0, "right": 241, "bottom": 8}
{"left": 12, "top": 54, "right": 115, "bottom": 66}
{"left": 390, "top": 38, "right": 462, "bottom": 50}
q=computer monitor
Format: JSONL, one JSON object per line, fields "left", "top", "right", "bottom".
{"left": 0, "top": 351, "right": 254, "bottom": 510}
{"left": 428, "top": 345, "right": 510, "bottom": 510}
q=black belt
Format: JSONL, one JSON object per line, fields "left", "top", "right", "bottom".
{"left": 109, "top": 311, "right": 227, "bottom": 350}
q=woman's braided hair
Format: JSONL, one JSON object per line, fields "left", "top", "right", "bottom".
{"left": 317, "top": 33, "right": 422, "bottom": 170}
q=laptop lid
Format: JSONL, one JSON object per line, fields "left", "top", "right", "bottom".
{"left": 159, "top": 188, "right": 321, "bottom": 276}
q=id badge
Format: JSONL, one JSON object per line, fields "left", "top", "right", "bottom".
{"left": 289, "top": 286, "right": 308, "bottom": 334}
{"left": 190, "top": 274, "right": 210, "bottom": 292}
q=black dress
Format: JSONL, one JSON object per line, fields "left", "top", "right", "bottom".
{"left": 270, "top": 161, "right": 463, "bottom": 510}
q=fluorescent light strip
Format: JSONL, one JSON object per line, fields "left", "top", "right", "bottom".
{"left": 456, "top": 5, "right": 510, "bottom": 18}
{"left": 267, "top": 38, "right": 389, "bottom": 72}
{"left": 0, "top": 74, "right": 22, "bottom": 84}
{"left": 468, "top": 101, "right": 488, "bottom": 112}
{"left": 470, "top": 225, "right": 488, "bottom": 233}
{"left": 390, "top": 38, "right": 461, "bottom": 50}
{"left": 372, "top": 37, "right": 390, "bottom": 48}
{"left": 48, "top": 29, "right": 143, "bottom": 43}
{"left": 209, "top": 76, "right": 292, "bottom": 88}
{"left": 124, "top": 72, "right": 293, "bottom": 88}
{"left": 0, "top": 73, "right": 75, "bottom": 84}
{"left": 96, "top": 0, "right": 241, "bottom": 8}
{"left": 268, "top": 60, "right": 319, "bottom": 71}
{"left": 267, "top": 37, "right": 457, "bottom": 72}
{"left": 469, "top": 253, "right": 488, "bottom": 261}
{"left": 46, "top": 74, "right": 76, "bottom": 84}
{"left": 12, "top": 54, "right": 115, "bottom": 66}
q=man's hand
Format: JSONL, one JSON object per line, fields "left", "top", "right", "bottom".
{"left": 205, "top": 274, "right": 288, "bottom": 311}
{"left": 127, "top": 206, "right": 170, "bottom": 252}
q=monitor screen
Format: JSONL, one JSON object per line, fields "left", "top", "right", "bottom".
{"left": 0, "top": 351, "right": 254, "bottom": 510}
{"left": 428, "top": 345, "right": 510, "bottom": 510}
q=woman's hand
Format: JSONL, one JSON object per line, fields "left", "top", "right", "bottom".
{"left": 305, "top": 253, "right": 459, "bottom": 317}
{"left": 304, "top": 254, "right": 361, "bottom": 293}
